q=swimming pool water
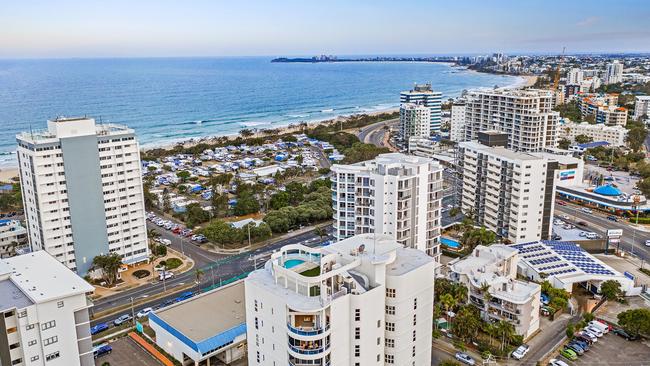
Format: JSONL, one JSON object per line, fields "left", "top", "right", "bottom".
{"left": 284, "top": 259, "right": 305, "bottom": 269}
{"left": 441, "top": 237, "right": 461, "bottom": 249}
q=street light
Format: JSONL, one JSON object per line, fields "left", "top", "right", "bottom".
{"left": 130, "top": 296, "right": 135, "bottom": 325}
{"left": 631, "top": 195, "right": 641, "bottom": 256}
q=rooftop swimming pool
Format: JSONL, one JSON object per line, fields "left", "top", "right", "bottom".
{"left": 284, "top": 259, "right": 306, "bottom": 269}
{"left": 441, "top": 237, "right": 461, "bottom": 249}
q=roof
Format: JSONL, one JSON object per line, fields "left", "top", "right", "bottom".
{"left": 150, "top": 281, "right": 245, "bottom": 353}
{"left": 576, "top": 141, "right": 610, "bottom": 149}
{"left": 593, "top": 185, "right": 622, "bottom": 196}
{"left": 0, "top": 251, "right": 94, "bottom": 304}
{"left": 0, "top": 280, "right": 33, "bottom": 311}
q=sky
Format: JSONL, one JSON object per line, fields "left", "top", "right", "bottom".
{"left": 2, "top": 0, "right": 650, "bottom": 58}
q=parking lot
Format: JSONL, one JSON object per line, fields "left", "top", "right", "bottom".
{"left": 556, "top": 331, "right": 650, "bottom": 366}
{"left": 98, "top": 336, "right": 162, "bottom": 366}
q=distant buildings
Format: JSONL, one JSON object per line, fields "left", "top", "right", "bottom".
{"left": 458, "top": 132, "right": 567, "bottom": 243}
{"left": 576, "top": 93, "right": 627, "bottom": 126}
{"left": 448, "top": 244, "right": 541, "bottom": 339}
{"left": 331, "top": 153, "right": 443, "bottom": 259}
{"left": 0, "top": 219, "right": 27, "bottom": 258}
{"left": 633, "top": 96, "right": 650, "bottom": 121}
{"left": 604, "top": 60, "right": 623, "bottom": 85}
{"left": 0, "top": 251, "right": 95, "bottom": 366}
{"left": 400, "top": 84, "right": 442, "bottom": 134}
{"left": 245, "top": 234, "right": 435, "bottom": 366}
{"left": 567, "top": 68, "right": 584, "bottom": 85}
{"left": 449, "top": 102, "right": 467, "bottom": 142}
{"left": 398, "top": 103, "right": 431, "bottom": 147}
{"left": 463, "top": 89, "right": 559, "bottom": 152}
{"left": 559, "top": 121, "right": 628, "bottom": 147}
{"left": 16, "top": 117, "right": 149, "bottom": 275}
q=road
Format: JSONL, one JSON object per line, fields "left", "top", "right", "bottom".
{"left": 555, "top": 202, "right": 650, "bottom": 260}
{"left": 357, "top": 118, "right": 398, "bottom": 147}
{"left": 148, "top": 221, "right": 225, "bottom": 267}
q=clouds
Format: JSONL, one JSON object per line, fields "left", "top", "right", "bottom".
{"left": 576, "top": 16, "right": 601, "bottom": 27}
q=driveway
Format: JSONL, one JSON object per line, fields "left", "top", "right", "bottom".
{"left": 98, "top": 337, "right": 161, "bottom": 366}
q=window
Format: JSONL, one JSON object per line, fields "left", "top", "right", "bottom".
{"left": 385, "top": 338, "right": 394, "bottom": 348}
{"left": 386, "top": 305, "right": 395, "bottom": 315}
{"left": 28, "top": 340, "right": 37, "bottom": 346}
{"left": 30, "top": 356, "right": 40, "bottom": 362}
{"left": 386, "top": 322, "right": 395, "bottom": 331}
{"left": 413, "top": 298, "right": 418, "bottom": 310}
{"left": 412, "top": 330, "right": 416, "bottom": 341}
{"left": 377, "top": 337, "right": 381, "bottom": 345}
{"left": 377, "top": 320, "right": 381, "bottom": 328}
{"left": 413, "top": 314, "right": 417, "bottom": 326}
{"left": 354, "top": 309, "right": 361, "bottom": 321}
{"left": 254, "top": 317, "right": 258, "bottom": 330}
{"left": 355, "top": 327, "right": 360, "bottom": 340}
{"left": 412, "top": 345, "right": 416, "bottom": 357}
{"left": 9, "top": 343, "right": 19, "bottom": 350}
{"left": 42, "top": 320, "right": 56, "bottom": 330}
{"left": 354, "top": 345, "right": 360, "bottom": 357}
{"left": 57, "top": 301, "right": 64, "bottom": 308}
{"left": 45, "top": 351, "right": 60, "bottom": 361}
{"left": 43, "top": 336, "right": 58, "bottom": 346}
{"left": 11, "top": 358, "right": 22, "bottom": 365}
{"left": 386, "top": 354, "right": 394, "bottom": 364}
{"left": 7, "top": 327, "right": 16, "bottom": 334}
{"left": 386, "top": 288, "right": 396, "bottom": 298}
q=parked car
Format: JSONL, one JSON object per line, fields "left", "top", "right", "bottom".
{"left": 585, "top": 232, "right": 599, "bottom": 239}
{"left": 588, "top": 320, "right": 609, "bottom": 334}
{"left": 565, "top": 343, "right": 584, "bottom": 356}
{"left": 584, "top": 325, "right": 603, "bottom": 337}
{"left": 113, "top": 314, "right": 132, "bottom": 326}
{"left": 548, "top": 358, "right": 570, "bottom": 366}
{"left": 551, "top": 233, "right": 562, "bottom": 240}
{"left": 577, "top": 331, "right": 597, "bottom": 343}
{"left": 607, "top": 215, "right": 618, "bottom": 222}
{"left": 136, "top": 307, "right": 153, "bottom": 318}
{"left": 559, "top": 348, "right": 577, "bottom": 361}
{"left": 454, "top": 352, "right": 475, "bottom": 365}
{"left": 560, "top": 214, "right": 570, "bottom": 220}
{"left": 511, "top": 344, "right": 530, "bottom": 359}
{"left": 613, "top": 328, "right": 639, "bottom": 341}
{"left": 93, "top": 344, "right": 112, "bottom": 359}
{"left": 595, "top": 319, "right": 613, "bottom": 331}
{"left": 574, "top": 334, "right": 594, "bottom": 345}
{"left": 570, "top": 339, "right": 589, "bottom": 352}
{"left": 645, "top": 239, "right": 650, "bottom": 247}
{"left": 579, "top": 231, "right": 588, "bottom": 237}
{"left": 172, "top": 227, "right": 183, "bottom": 234}
{"left": 90, "top": 322, "right": 109, "bottom": 335}
{"left": 159, "top": 272, "right": 174, "bottom": 281}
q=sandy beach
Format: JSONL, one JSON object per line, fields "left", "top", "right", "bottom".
{"left": 0, "top": 168, "right": 18, "bottom": 182}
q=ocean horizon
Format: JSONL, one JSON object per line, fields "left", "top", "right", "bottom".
{"left": 0, "top": 57, "right": 521, "bottom": 167}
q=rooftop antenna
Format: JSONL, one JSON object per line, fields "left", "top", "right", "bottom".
{"left": 29, "top": 124, "right": 34, "bottom": 140}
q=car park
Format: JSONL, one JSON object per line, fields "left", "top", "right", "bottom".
{"left": 585, "top": 232, "right": 599, "bottom": 239}
{"left": 93, "top": 344, "right": 112, "bottom": 359}
{"left": 136, "top": 307, "right": 153, "bottom": 318}
{"left": 454, "top": 352, "right": 475, "bottom": 365}
{"left": 559, "top": 348, "right": 577, "bottom": 361}
{"left": 548, "top": 358, "right": 569, "bottom": 366}
{"left": 90, "top": 322, "right": 109, "bottom": 335}
{"left": 113, "top": 314, "right": 132, "bottom": 326}
{"left": 511, "top": 344, "right": 530, "bottom": 359}
{"left": 562, "top": 224, "right": 574, "bottom": 230}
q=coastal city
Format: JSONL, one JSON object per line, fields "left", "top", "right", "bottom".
{"left": 1, "top": 2, "right": 650, "bottom": 366}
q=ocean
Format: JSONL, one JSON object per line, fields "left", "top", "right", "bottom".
{"left": 0, "top": 57, "right": 521, "bottom": 166}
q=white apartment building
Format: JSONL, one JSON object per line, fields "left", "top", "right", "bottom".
{"left": 407, "top": 137, "right": 439, "bottom": 159}
{"left": 448, "top": 244, "right": 541, "bottom": 339}
{"left": 16, "top": 117, "right": 149, "bottom": 275}
{"left": 398, "top": 103, "right": 431, "bottom": 147}
{"left": 245, "top": 234, "right": 435, "bottom": 366}
{"left": 0, "top": 251, "right": 95, "bottom": 366}
{"left": 400, "top": 84, "right": 442, "bottom": 134}
{"left": 595, "top": 106, "right": 628, "bottom": 126}
{"left": 567, "top": 68, "right": 584, "bottom": 85}
{"left": 0, "top": 219, "right": 27, "bottom": 258}
{"left": 331, "top": 153, "right": 443, "bottom": 260}
{"left": 458, "top": 132, "right": 557, "bottom": 243}
{"left": 633, "top": 95, "right": 650, "bottom": 121}
{"left": 604, "top": 60, "right": 623, "bottom": 85}
{"left": 463, "top": 89, "right": 559, "bottom": 152}
{"left": 450, "top": 103, "right": 467, "bottom": 142}
{"left": 559, "top": 121, "right": 628, "bottom": 147}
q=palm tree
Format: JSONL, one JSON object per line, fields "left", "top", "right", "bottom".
{"left": 194, "top": 268, "right": 205, "bottom": 293}
{"left": 496, "top": 320, "right": 515, "bottom": 352}
{"left": 440, "top": 293, "right": 456, "bottom": 326}
{"left": 313, "top": 226, "right": 326, "bottom": 242}
{"left": 480, "top": 282, "right": 492, "bottom": 322}
{"left": 453, "top": 284, "right": 468, "bottom": 305}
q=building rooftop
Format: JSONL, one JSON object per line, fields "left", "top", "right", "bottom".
{"left": 0, "top": 280, "right": 33, "bottom": 311}
{"left": 459, "top": 141, "right": 542, "bottom": 161}
{"left": 0, "top": 251, "right": 94, "bottom": 304}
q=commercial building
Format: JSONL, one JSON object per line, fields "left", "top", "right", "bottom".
{"left": 512, "top": 240, "right": 638, "bottom": 295}
{"left": 449, "top": 102, "right": 467, "bottom": 142}
{"left": 245, "top": 234, "right": 435, "bottom": 366}
{"left": 150, "top": 281, "right": 247, "bottom": 366}
{"left": 0, "top": 251, "right": 95, "bottom": 366}
{"left": 331, "top": 153, "right": 444, "bottom": 260}
{"left": 558, "top": 121, "right": 628, "bottom": 147}
{"left": 0, "top": 219, "right": 27, "bottom": 258}
{"left": 16, "top": 117, "right": 149, "bottom": 275}
{"left": 463, "top": 89, "right": 559, "bottom": 152}
{"left": 604, "top": 60, "right": 623, "bottom": 85}
{"left": 400, "top": 83, "right": 442, "bottom": 134}
{"left": 633, "top": 95, "right": 650, "bottom": 121}
{"left": 398, "top": 103, "right": 431, "bottom": 148}
{"left": 458, "top": 132, "right": 559, "bottom": 243}
{"left": 448, "top": 244, "right": 541, "bottom": 339}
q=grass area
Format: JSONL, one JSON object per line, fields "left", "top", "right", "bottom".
{"left": 132, "top": 270, "right": 151, "bottom": 279}
{"left": 163, "top": 258, "right": 183, "bottom": 270}
{"left": 639, "top": 267, "right": 650, "bottom": 277}
{"left": 300, "top": 267, "right": 321, "bottom": 277}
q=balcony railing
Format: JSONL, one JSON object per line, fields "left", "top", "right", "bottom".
{"left": 287, "top": 323, "right": 330, "bottom": 336}
{"left": 289, "top": 361, "right": 330, "bottom": 366}
{"left": 288, "top": 342, "right": 331, "bottom": 355}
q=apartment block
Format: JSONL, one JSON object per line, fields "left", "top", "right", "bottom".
{"left": 16, "top": 117, "right": 149, "bottom": 275}
{"left": 331, "top": 153, "right": 443, "bottom": 260}
{"left": 400, "top": 84, "right": 442, "bottom": 134}
{"left": 450, "top": 102, "right": 467, "bottom": 142}
{"left": 0, "top": 219, "right": 27, "bottom": 258}
{"left": 245, "top": 234, "right": 435, "bottom": 366}
{"left": 559, "top": 121, "right": 628, "bottom": 147}
{"left": 576, "top": 93, "right": 627, "bottom": 126}
{"left": 463, "top": 89, "right": 559, "bottom": 152}
{"left": 633, "top": 96, "right": 650, "bottom": 121}
{"left": 604, "top": 60, "right": 623, "bottom": 85}
{"left": 567, "top": 68, "right": 584, "bottom": 85}
{"left": 458, "top": 132, "right": 556, "bottom": 243}
{"left": 398, "top": 103, "right": 431, "bottom": 147}
{"left": 0, "top": 251, "right": 95, "bottom": 366}
{"left": 448, "top": 244, "right": 541, "bottom": 339}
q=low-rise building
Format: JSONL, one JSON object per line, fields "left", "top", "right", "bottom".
{"left": 0, "top": 251, "right": 95, "bottom": 366}
{"left": 448, "top": 244, "right": 541, "bottom": 339}
{"left": 0, "top": 219, "right": 27, "bottom": 258}
{"left": 558, "top": 121, "right": 628, "bottom": 147}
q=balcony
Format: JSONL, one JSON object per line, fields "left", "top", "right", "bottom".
{"left": 288, "top": 341, "right": 331, "bottom": 355}
{"left": 288, "top": 323, "right": 331, "bottom": 336}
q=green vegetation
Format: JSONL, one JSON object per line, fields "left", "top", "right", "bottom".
{"left": 232, "top": 191, "right": 260, "bottom": 216}
{"left": 299, "top": 267, "right": 321, "bottom": 277}
{"left": 153, "top": 244, "right": 167, "bottom": 257}
{"left": 263, "top": 181, "right": 332, "bottom": 234}
{"left": 460, "top": 225, "right": 496, "bottom": 250}
{"left": 342, "top": 143, "right": 390, "bottom": 164}
{"left": 626, "top": 119, "right": 648, "bottom": 152}
{"left": 439, "top": 360, "right": 462, "bottom": 366}
{"left": 201, "top": 220, "right": 272, "bottom": 248}
{"left": 574, "top": 134, "right": 593, "bottom": 144}
{"left": 0, "top": 182, "right": 22, "bottom": 212}
{"left": 554, "top": 101, "right": 582, "bottom": 122}
{"left": 91, "top": 253, "right": 122, "bottom": 286}
{"left": 132, "top": 269, "right": 150, "bottom": 279}
{"left": 164, "top": 258, "right": 183, "bottom": 270}
{"left": 600, "top": 279, "right": 623, "bottom": 300}
{"left": 541, "top": 281, "right": 570, "bottom": 312}
{"left": 617, "top": 308, "right": 650, "bottom": 337}
{"left": 181, "top": 203, "right": 211, "bottom": 228}
{"left": 558, "top": 138, "right": 571, "bottom": 149}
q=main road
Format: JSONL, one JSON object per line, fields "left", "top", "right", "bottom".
{"left": 357, "top": 118, "right": 398, "bottom": 147}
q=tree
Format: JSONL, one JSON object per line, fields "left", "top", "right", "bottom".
{"left": 461, "top": 227, "right": 496, "bottom": 249}
{"left": 574, "top": 134, "right": 593, "bottom": 144}
{"left": 566, "top": 323, "right": 575, "bottom": 338}
{"left": 314, "top": 226, "right": 327, "bottom": 241}
{"left": 233, "top": 191, "right": 260, "bottom": 216}
{"left": 453, "top": 305, "right": 481, "bottom": 342}
{"left": 480, "top": 282, "right": 492, "bottom": 322}
{"left": 618, "top": 308, "right": 650, "bottom": 336}
{"left": 440, "top": 293, "right": 456, "bottom": 325}
{"left": 194, "top": 268, "right": 204, "bottom": 292}
{"left": 92, "top": 253, "right": 122, "bottom": 286}
{"left": 449, "top": 207, "right": 461, "bottom": 217}
{"left": 176, "top": 170, "right": 191, "bottom": 183}
{"left": 184, "top": 203, "right": 211, "bottom": 228}
{"left": 239, "top": 129, "right": 254, "bottom": 138}
{"left": 627, "top": 126, "right": 648, "bottom": 152}
{"left": 600, "top": 279, "right": 623, "bottom": 300}
{"left": 269, "top": 191, "right": 290, "bottom": 210}
{"left": 210, "top": 193, "right": 230, "bottom": 217}
{"left": 495, "top": 320, "right": 516, "bottom": 352}
{"left": 161, "top": 189, "right": 171, "bottom": 213}
{"left": 154, "top": 244, "right": 167, "bottom": 257}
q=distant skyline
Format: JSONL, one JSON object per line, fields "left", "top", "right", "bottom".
{"left": 2, "top": 0, "right": 650, "bottom": 58}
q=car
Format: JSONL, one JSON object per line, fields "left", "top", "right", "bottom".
{"left": 159, "top": 272, "right": 174, "bottom": 281}
{"left": 574, "top": 334, "right": 594, "bottom": 345}
{"left": 511, "top": 344, "right": 530, "bottom": 359}
{"left": 548, "top": 358, "right": 570, "bottom": 366}
{"left": 113, "top": 314, "right": 132, "bottom": 326}
{"left": 579, "top": 231, "right": 588, "bottom": 237}
{"left": 588, "top": 320, "right": 609, "bottom": 334}
{"left": 136, "top": 307, "right": 153, "bottom": 318}
{"left": 155, "top": 238, "right": 172, "bottom": 246}
{"left": 565, "top": 343, "right": 584, "bottom": 356}
{"left": 607, "top": 215, "right": 619, "bottom": 222}
{"left": 613, "top": 328, "right": 639, "bottom": 341}
{"left": 172, "top": 227, "right": 182, "bottom": 234}
{"left": 581, "top": 208, "right": 592, "bottom": 214}
{"left": 175, "top": 291, "right": 194, "bottom": 302}
{"left": 585, "top": 326, "right": 603, "bottom": 337}
{"left": 164, "top": 223, "right": 174, "bottom": 230}
{"left": 553, "top": 219, "right": 563, "bottom": 225}
{"left": 562, "top": 224, "right": 573, "bottom": 230}
{"left": 156, "top": 220, "right": 165, "bottom": 227}
{"left": 454, "top": 352, "right": 475, "bottom": 365}
{"left": 559, "top": 348, "right": 577, "bottom": 361}
{"left": 560, "top": 214, "right": 570, "bottom": 220}
{"left": 585, "top": 232, "right": 599, "bottom": 239}
{"left": 93, "top": 344, "right": 112, "bottom": 359}
{"left": 577, "top": 331, "right": 597, "bottom": 343}
{"left": 595, "top": 319, "right": 613, "bottom": 331}
{"left": 160, "top": 299, "right": 175, "bottom": 308}
{"left": 551, "top": 233, "right": 562, "bottom": 240}
{"left": 569, "top": 340, "right": 589, "bottom": 352}
{"left": 90, "top": 322, "right": 109, "bottom": 335}
{"left": 557, "top": 201, "right": 567, "bottom": 206}
{"left": 576, "top": 221, "right": 588, "bottom": 227}
{"left": 645, "top": 239, "right": 650, "bottom": 247}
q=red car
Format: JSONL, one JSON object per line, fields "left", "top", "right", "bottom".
{"left": 557, "top": 201, "right": 567, "bottom": 206}
{"left": 172, "top": 227, "right": 183, "bottom": 234}
{"left": 596, "top": 319, "right": 614, "bottom": 331}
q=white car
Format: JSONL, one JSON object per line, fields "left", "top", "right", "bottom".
{"left": 585, "top": 326, "right": 603, "bottom": 337}
{"left": 156, "top": 238, "right": 171, "bottom": 246}
{"left": 454, "top": 352, "right": 475, "bottom": 365}
{"left": 549, "top": 359, "right": 569, "bottom": 366}
{"left": 579, "top": 231, "right": 588, "bottom": 237}
{"left": 581, "top": 208, "right": 593, "bottom": 214}
{"left": 511, "top": 344, "right": 530, "bottom": 360}
{"left": 578, "top": 330, "right": 598, "bottom": 342}
{"left": 645, "top": 240, "right": 650, "bottom": 247}
{"left": 136, "top": 307, "right": 153, "bottom": 318}
{"left": 159, "top": 272, "right": 174, "bottom": 281}
{"left": 553, "top": 220, "right": 563, "bottom": 225}
{"left": 585, "top": 232, "right": 599, "bottom": 239}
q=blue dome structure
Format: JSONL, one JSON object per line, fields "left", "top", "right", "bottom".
{"left": 593, "top": 185, "right": 622, "bottom": 196}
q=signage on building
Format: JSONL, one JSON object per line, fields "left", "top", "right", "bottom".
{"left": 559, "top": 170, "right": 576, "bottom": 180}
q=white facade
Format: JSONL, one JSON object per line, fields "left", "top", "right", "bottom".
{"left": 331, "top": 153, "right": 443, "bottom": 260}
{"left": 450, "top": 103, "right": 467, "bottom": 142}
{"left": 16, "top": 117, "right": 149, "bottom": 274}
{"left": 463, "top": 89, "right": 560, "bottom": 152}
{"left": 448, "top": 245, "right": 541, "bottom": 339}
{"left": 398, "top": 103, "right": 431, "bottom": 146}
{"left": 558, "top": 121, "right": 628, "bottom": 147}
{"left": 245, "top": 234, "right": 435, "bottom": 366}
{"left": 604, "top": 60, "right": 623, "bottom": 85}
{"left": 458, "top": 140, "right": 556, "bottom": 243}
{"left": 0, "top": 251, "right": 95, "bottom": 366}
{"left": 407, "top": 137, "right": 439, "bottom": 159}
{"left": 567, "top": 68, "right": 584, "bottom": 85}
{"left": 633, "top": 96, "right": 650, "bottom": 121}
{"left": 400, "top": 84, "right": 442, "bottom": 134}
{"left": 0, "top": 219, "right": 27, "bottom": 258}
